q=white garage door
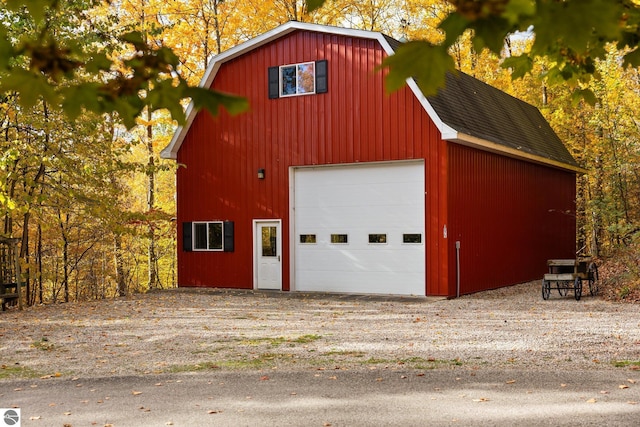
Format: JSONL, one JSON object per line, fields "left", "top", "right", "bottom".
{"left": 293, "top": 161, "right": 425, "bottom": 295}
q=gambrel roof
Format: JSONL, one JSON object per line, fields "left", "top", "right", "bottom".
{"left": 161, "top": 21, "right": 581, "bottom": 173}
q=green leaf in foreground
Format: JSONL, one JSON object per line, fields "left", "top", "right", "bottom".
{"left": 501, "top": 54, "right": 533, "bottom": 80}
{"left": 571, "top": 88, "right": 597, "bottom": 107}
{"left": 0, "top": 68, "right": 58, "bottom": 108}
{"left": 186, "top": 87, "right": 250, "bottom": 117}
{"left": 305, "top": 0, "right": 325, "bottom": 13}
{"left": 623, "top": 48, "right": 640, "bottom": 68}
{"left": 60, "top": 83, "right": 102, "bottom": 121}
{"left": 382, "top": 41, "right": 454, "bottom": 96}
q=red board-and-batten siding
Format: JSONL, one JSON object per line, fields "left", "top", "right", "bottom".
{"left": 448, "top": 144, "right": 576, "bottom": 295}
{"left": 176, "top": 29, "right": 575, "bottom": 297}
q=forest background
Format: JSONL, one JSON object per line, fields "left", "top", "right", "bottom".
{"left": 1, "top": 0, "right": 639, "bottom": 306}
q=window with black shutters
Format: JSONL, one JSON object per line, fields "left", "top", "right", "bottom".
{"left": 269, "top": 60, "right": 328, "bottom": 98}
{"left": 183, "top": 221, "right": 234, "bottom": 252}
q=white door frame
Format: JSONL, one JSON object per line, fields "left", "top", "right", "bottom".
{"left": 253, "top": 219, "right": 283, "bottom": 290}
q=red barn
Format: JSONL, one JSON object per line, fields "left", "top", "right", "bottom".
{"left": 161, "top": 22, "right": 582, "bottom": 297}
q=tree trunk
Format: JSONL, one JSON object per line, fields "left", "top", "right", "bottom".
{"left": 114, "top": 233, "right": 127, "bottom": 296}
{"left": 146, "top": 107, "right": 158, "bottom": 290}
{"left": 37, "top": 223, "right": 43, "bottom": 304}
{"left": 58, "top": 210, "right": 70, "bottom": 303}
{"left": 591, "top": 155, "right": 604, "bottom": 257}
{"left": 140, "top": 4, "right": 159, "bottom": 291}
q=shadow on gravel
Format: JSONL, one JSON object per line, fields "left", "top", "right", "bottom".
{"left": 162, "top": 286, "right": 447, "bottom": 303}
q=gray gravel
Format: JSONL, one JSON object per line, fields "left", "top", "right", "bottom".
{"left": 0, "top": 281, "right": 638, "bottom": 377}
{"left": 2, "top": 281, "right": 640, "bottom": 426}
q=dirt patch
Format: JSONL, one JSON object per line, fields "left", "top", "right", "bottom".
{"left": 1, "top": 281, "right": 639, "bottom": 380}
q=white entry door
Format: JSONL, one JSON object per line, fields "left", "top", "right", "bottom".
{"left": 255, "top": 220, "right": 282, "bottom": 290}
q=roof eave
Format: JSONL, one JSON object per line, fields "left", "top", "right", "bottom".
{"left": 405, "top": 79, "right": 459, "bottom": 140}
{"left": 448, "top": 132, "right": 587, "bottom": 174}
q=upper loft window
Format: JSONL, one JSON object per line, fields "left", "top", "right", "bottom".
{"left": 269, "top": 60, "right": 328, "bottom": 99}
{"left": 281, "top": 62, "right": 315, "bottom": 96}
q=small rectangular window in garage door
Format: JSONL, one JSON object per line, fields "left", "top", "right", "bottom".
{"left": 330, "top": 234, "right": 348, "bottom": 244}
{"left": 403, "top": 233, "right": 422, "bottom": 244}
{"left": 368, "top": 234, "right": 387, "bottom": 244}
{"left": 299, "top": 234, "right": 317, "bottom": 244}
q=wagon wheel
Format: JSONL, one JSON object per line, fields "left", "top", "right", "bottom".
{"left": 542, "top": 279, "right": 551, "bottom": 300}
{"left": 588, "top": 262, "right": 599, "bottom": 296}
{"left": 574, "top": 277, "right": 582, "bottom": 301}
{"left": 557, "top": 281, "right": 568, "bottom": 296}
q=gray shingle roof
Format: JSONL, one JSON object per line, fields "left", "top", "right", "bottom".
{"left": 426, "top": 70, "right": 579, "bottom": 167}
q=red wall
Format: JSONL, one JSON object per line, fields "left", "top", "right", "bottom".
{"left": 176, "top": 30, "right": 448, "bottom": 293}
{"left": 447, "top": 144, "right": 577, "bottom": 295}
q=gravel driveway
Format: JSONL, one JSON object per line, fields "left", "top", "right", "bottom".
{"left": 1, "top": 281, "right": 639, "bottom": 379}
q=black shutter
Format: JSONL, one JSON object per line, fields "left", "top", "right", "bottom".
{"left": 223, "top": 221, "right": 234, "bottom": 252}
{"left": 315, "top": 60, "right": 328, "bottom": 94}
{"left": 183, "top": 222, "right": 193, "bottom": 252}
{"left": 268, "top": 66, "right": 280, "bottom": 99}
